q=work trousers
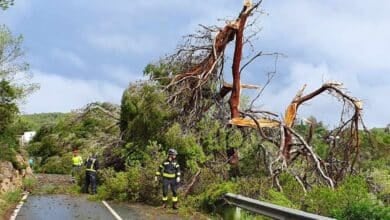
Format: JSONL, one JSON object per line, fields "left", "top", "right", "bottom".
{"left": 84, "top": 171, "right": 97, "bottom": 194}
{"left": 162, "top": 178, "right": 178, "bottom": 202}
{"left": 72, "top": 165, "right": 81, "bottom": 177}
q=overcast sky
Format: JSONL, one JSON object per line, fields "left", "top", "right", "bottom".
{"left": 1, "top": 0, "right": 389, "bottom": 128}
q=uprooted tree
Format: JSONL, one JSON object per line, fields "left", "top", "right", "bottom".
{"left": 145, "top": 0, "right": 366, "bottom": 191}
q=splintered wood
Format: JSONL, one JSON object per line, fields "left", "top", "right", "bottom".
{"left": 229, "top": 117, "right": 280, "bottom": 128}
{"left": 163, "top": 0, "right": 365, "bottom": 190}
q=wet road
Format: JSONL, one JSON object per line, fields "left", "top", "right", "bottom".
{"left": 107, "top": 202, "right": 182, "bottom": 220}
{"left": 16, "top": 195, "right": 116, "bottom": 220}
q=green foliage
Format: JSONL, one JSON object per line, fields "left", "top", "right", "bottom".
{"left": 0, "top": 145, "right": 25, "bottom": 169}
{"left": 0, "top": 25, "right": 36, "bottom": 173}
{"left": 39, "top": 155, "right": 72, "bottom": 174}
{"left": 0, "top": 79, "right": 20, "bottom": 132}
{"left": 275, "top": 173, "right": 304, "bottom": 206}
{"left": 0, "top": 189, "right": 22, "bottom": 217}
{"left": 21, "top": 113, "right": 67, "bottom": 131}
{"left": 143, "top": 63, "right": 178, "bottom": 85}
{"left": 28, "top": 133, "right": 62, "bottom": 163}
{"left": 0, "top": 0, "right": 14, "bottom": 10}
{"left": 369, "top": 168, "right": 390, "bottom": 205}
{"left": 120, "top": 82, "right": 174, "bottom": 146}
{"left": 28, "top": 103, "right": 119, "bottom": 173}
{"left": 0, "top": 26, "right": 36, "bottom": 129}
{"left": 333, "top": 199, "right": 390, "bottom": 220}
{"left": 23, "top": 177, "right": 38, "bottom": 192}
{"left": 163, "top": 123, "right": 205, "bottom": 172}
{"left": 2, "top": 189, "right": 22, "bottom": 203}
{"left": 193, "top": 181, "right": 238, "bottom": 212}
{"left": 266, "top": 189, "right": 298, "bottom": 209}
{"left": 97, "top": 169, "right": 131, "bottom": 201}
{"left": 304, "top": 176, "right": 376, "bottom": 217}
{"left": 98, "top": 142, "right": 164, "bottom": 204}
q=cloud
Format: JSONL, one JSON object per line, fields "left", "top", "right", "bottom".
{"left": 86, "top": 33, "right": 158, "bottom": 54}
{"left": 51, "top": 48, "right": 86, "bottom": 70}
{"left": 3, "top": 0, "right": 389, "bottom": 127}
{"left": 261, "top": 0, "right": 390, "bottom": 72}
{"left": 22, "top": 70, "right": 124, "bottom": 113}
{"left": 101, "top": 65, "right": 146, "bottom": 86}
{"left": 258, "top": 62, "right": 390, "bottom": 128}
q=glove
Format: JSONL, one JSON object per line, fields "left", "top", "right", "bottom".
{"left": 176, "top": 177, "right": 180, "bottom": 183}
{"left": 154, "top": 176, "right": 159, "bottom": 182}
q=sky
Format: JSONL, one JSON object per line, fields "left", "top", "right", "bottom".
{"left": 1, "top": 0, "right": 389, "bottom": 128}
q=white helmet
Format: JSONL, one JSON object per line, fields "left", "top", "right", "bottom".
{"left": 168, "top": 148, "right": 178, "bottom": 156}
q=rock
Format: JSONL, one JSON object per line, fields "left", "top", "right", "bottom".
{"left": 15, "top": 154, "right": 26, "bottom": 166}
{"left": 0, "top": 161, "right": 14, "bottom": 179}
{"left": 0, "top": 153, "right": 31, "bottom": 194}
{"left": 0, "top": 178, "right": 12, "bottom": 193}
{"left": 26, "top": 166, "right": 33, "bottom": 176}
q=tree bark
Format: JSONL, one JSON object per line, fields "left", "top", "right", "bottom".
{"left": 230, "top": 15, "right": 248, "bottom": 118}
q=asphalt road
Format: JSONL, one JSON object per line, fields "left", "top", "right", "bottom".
{"left": 16, "top": 195, "right": 116, "bottom": 220}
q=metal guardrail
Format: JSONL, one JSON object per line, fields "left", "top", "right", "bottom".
{"left": 224, "top": 193, "right": 335, "bottom": 220}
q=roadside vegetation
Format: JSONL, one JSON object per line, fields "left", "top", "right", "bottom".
{"left": 27, "top": 81, "right": 390, "bottom": 219}
{"left": 0, "top": 189, "right": 22, "bottom": 218}
{"left": 0, "top": 21, "right": 37, "bottom": 220}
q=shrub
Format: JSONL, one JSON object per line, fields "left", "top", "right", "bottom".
{"left": 266, "top": 189, "right": 298, "bottom": 209}
{"left": 40, "top": 154, "right": 72, "bottom": 174}
{"left": 23, "top": 177, "right": 38, "bottom": 192}
{"left": 0, "top": 189, "right": 23, "bottom": 217}
{"left": 368, "top": 168, "right": 390, "bottom": 205}
{"left": 97, "top": 168, "right": 132, "bottom": 201}
{"left": 333, "top": 199, "right": 390, "bottom": 220}
{"left": 0, "top": 145, "right": 24, "bottom": 170}
{"left": 304, "top": 176, "right": 381, "bottom": 217}
{"left": 195, "top": 182, "right": 238, "bottom": 212}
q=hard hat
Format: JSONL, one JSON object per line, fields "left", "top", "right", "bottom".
{"left": 168, "top": 148, "right": 178, "bottom": 156}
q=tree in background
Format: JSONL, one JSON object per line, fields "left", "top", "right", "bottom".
{"left": 0, "top": 0, "right": 14, "bottom": 10}
{"left": 0, "top": 25, "right": 37, "bottom": 135}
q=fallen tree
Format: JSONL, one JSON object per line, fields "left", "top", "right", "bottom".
{"left": 145, "top": 0, "right": 366, "bottom": 191}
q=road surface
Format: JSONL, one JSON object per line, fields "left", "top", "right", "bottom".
{"left": 12, "top": 174, "right": 205, "bottom": 220}
{"left": 16, "top": 195, "right": 115, "bottom": 220}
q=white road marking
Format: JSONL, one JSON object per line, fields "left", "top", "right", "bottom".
{"left": 9, "top": 191, "right": 29, "bottom": 220}
{"left": 102, "top": 200, "right": 123, "bottom": 220}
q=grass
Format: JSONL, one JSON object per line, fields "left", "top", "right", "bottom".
{"left": 22, "top": 177, "right": 38, "bottom": 192}
{"left": 0, "top": 189, "right": 23, "bottom": 218}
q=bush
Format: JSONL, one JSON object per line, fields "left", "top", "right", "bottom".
{"left": 40, "top": 154, "right": 72, "bottom": 174}
{"left": 0, "top": 189, "right": 23, "bottom": 217}
{"left": 192, "top": 182, "right": 238, "bottom": 212}
{"left": 303, "top": 175, "right": 389, "bottom": 218}
{"left": 266, "top": 189, "right": 298, "bottom": 209}
{"left": 0, "top": 146, "right": 23, "bottom": 169}
{"left": 305, "top": 176, "right": 369, "bottom": 216}
{"left": 368, "top": 168, "right": 390, "bottom": 205}
{"left": 23, "top": 177, "right": 38, "bottom": 192}
{"left": 333, "top": 199, "right": 390, "bottom": 220}
{"left": 97, "top": 168, "right": 133, "bottom": 201}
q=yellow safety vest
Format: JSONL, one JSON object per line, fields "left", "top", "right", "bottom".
{"left": 72, "top": 156, "right": 83, "bottom": 166}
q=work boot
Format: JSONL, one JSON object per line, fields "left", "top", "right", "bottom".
{"left": 162, "top": 202, "right": 167, "bottom": 208}
{"left": 172, "top": 202, "right": 178, "bottom": 210}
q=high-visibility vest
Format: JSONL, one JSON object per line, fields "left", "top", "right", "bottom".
{"left": 156, "top": 160, "right": 180, "bottom": 179}
{"left": 86, "top": 158, "right": 97, "bottom": 172}
{"left": 72, "top": 156, "right": 83, "bottom": 166}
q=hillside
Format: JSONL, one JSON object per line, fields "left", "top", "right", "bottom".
{"left": 21, "top": 113, "right": 69, "bottom": 131}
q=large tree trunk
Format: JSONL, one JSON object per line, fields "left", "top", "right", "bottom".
{"left": 230, "top": 9, "right": 249, "bottom": 118}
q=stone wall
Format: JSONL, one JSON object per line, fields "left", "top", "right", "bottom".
{"left": 0, "top": 154, "right": 33, "bottom": 194}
